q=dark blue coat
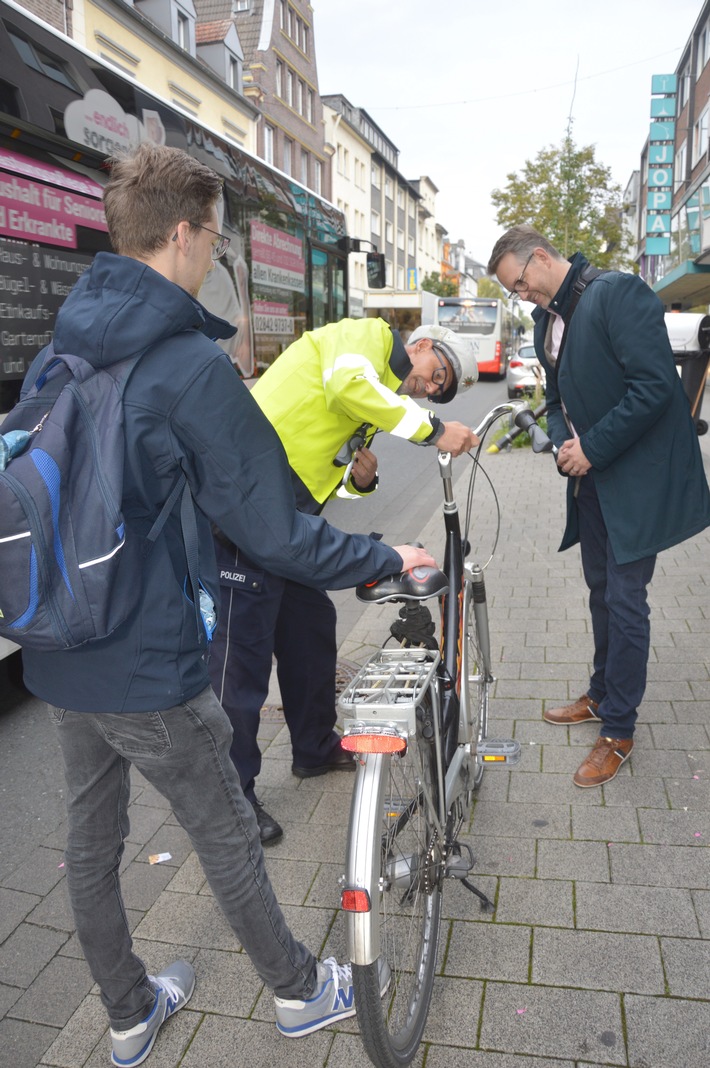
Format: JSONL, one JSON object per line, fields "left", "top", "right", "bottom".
{"left": 534, "top": 253, "right": 710, "bottom": 564}
{"left": 21, "top": 253, "right": 401, "bottom": 712}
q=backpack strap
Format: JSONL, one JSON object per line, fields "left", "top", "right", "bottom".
{"left": 143, "top": 473, "right": 203, "bottom": 644}
{"left": 556, "top": 266, "right": 609, "bottom": 369}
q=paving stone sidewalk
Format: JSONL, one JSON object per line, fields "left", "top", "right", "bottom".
{"left": 1, "top": 439, "right": 709, "bottom": 1068}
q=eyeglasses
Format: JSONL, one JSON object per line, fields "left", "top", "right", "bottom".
{"left": 431, "top": 345, "right": 450, "bottom": 396}
{"left": 192, "top": 223, "right": 231, "bottom": 260}
{"left": 172, "top": 222, "right": 231, "bottom": 260}
{"left": 509, "top": 251, "right": 534, "bottom": 296}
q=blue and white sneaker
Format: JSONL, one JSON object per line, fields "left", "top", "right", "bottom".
{"left": 274, "top": 957, "right": 356, "bottom": 1037}
{"left": 274, "top": 956, "right": 391, "bottom": 1038}
{"left": 110, "top": 960, "right": 195, "bottom": 1066}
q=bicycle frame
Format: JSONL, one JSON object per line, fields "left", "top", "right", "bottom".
{"left": 338, "top": 402, "right": 545, "bottom": 1068}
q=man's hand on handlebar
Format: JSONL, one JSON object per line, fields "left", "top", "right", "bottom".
{"left": 350, "top": 446, "right": 378, "bottom": 488}
{"left": 437, "top": 422, "right": 480, "bottom": 457}
{"left": 394, "top": 545, "right": 437, "bottom": 571}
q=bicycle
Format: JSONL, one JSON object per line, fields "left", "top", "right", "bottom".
{"left": 337, "top": 402, "right": 554, "bottom": 1068}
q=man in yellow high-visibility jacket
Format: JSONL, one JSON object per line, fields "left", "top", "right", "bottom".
{"left": 209, "top": 318, "right": 480, "bottom": 843}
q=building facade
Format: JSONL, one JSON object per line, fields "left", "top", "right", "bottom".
{"left": 635, "top": 0, "right": 710, "bottom": 308}
{"left": 235, "top": 0, "right": 328, "bottom": 199}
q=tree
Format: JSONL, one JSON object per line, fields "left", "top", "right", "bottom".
{"left": 491, "top": 134, "right": 634, "bottom": 271}
{"left": 476, "top": 276, "right": 505, "bottom": 300}
{"left": 421, "top": 271, "right": 458, "bottom": 297}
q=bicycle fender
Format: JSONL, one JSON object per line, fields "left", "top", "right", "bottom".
{"left": 342, "top": 753, "right": 388, "bottom": 965}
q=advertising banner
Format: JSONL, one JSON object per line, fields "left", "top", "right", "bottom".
{"left": 250, "top": 220, "right": 305, "bottom": 293}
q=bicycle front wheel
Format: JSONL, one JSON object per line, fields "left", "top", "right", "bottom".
{"left": 462, "top": 565, "right": 493, "bottom": 789}
{"left": 350, "top": 721, "right": 442, "bottom": 1068}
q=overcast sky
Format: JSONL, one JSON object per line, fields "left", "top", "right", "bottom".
{"left": 313, "top": 0, "right": 703, "bottom": 268}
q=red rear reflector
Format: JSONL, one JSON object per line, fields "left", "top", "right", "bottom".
{"left": 341, "top": 734, "right": 407, "bottom": 754}
{"left": 509, "top": 359, "right": 523, "bottom": 368}
{"left": 341, "top": 888, "right": 372, "bottom": 912}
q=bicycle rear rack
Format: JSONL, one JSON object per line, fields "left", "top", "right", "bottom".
{"left": 339, "top": 648, "right": 440, "bottom": 738}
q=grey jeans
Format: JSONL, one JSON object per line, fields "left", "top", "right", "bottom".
{"left": 49, "top": 686, "right": 317, "bottom": 1029}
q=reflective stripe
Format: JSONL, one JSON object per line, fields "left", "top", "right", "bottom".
{"left": 79, "top": 535, "right": 125, "bottom": 570}
{"left": 0, "top": 530, "right": 31, "bottom": 543}
{"left": 322, "top": 352, "right": 377, "bottom": 384}
{"left": 391, "top": 406, "right": 429, "bottom": 439}
{"left": 323, "top": 353, "right": 429, "bottom": 440}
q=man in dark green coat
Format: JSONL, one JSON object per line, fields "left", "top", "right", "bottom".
{"left": 489, "top": 225, "right": 710, "bottom": 788}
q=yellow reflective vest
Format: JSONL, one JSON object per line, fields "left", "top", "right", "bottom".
{"left": 252, "top": 318, "right": 439, "bottom": 508}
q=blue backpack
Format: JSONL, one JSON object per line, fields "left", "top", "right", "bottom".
{"left": 0, "top": 344, "right": 198, "bottom": 652}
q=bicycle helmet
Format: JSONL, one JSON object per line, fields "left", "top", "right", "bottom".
{"left": 408, "top": 324, "right": 478, "bottom": 403}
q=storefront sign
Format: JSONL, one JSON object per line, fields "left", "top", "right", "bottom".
{"left": 0, "top": 238, "right": 93, "bottom": 377}
{"left": 252, "top": 299, "right": 295, "bottom": 335}
{"left": 0, "top": 171, "right": 106, "bottom": 249}
{"left": 250, "top": 220, "right": 305, "bottom": 293}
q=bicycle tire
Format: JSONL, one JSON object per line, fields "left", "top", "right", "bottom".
{"left": 351, "top": 714, "right": 442, "bottom": 1068}
{"left": 462, "top": 571, "right": 492, "bottom": 789}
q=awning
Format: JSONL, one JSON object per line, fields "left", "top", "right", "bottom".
{"left": 652, "top": 260, "right": 710, "bottom": 307}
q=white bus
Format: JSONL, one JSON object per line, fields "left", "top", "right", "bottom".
{"left": 423, "top": 294, "right": 515, "bottom": 378}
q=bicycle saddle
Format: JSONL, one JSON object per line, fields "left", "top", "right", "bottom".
{"left": 356, "top": 566, "right": 449, "bottom": 604}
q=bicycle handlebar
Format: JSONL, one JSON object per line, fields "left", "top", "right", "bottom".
{"left": 512, "top": 407, "right": 557, "bottom": 456}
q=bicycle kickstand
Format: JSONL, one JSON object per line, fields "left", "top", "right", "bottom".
{"left": 446, "top": 842, "right": 495, "bottom": 912}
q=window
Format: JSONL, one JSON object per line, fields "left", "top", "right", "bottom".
{"left": 306, "top": 89, "right": 314, "bottom": 124}
{"left": 313, "top": 159, "right": 322, "bottom": 195}
{"left": 408, "top": 234, "right": 415, "bottom": 256}
{"left": 286, "top": 69, "right": 293, "bottom": 107}
{"left": 228, "top": 55, "right": 240, "bottom": 90}
{"left": 698, "top": 22, "right": 710, "bottom": 77}
{"left": 693, "top": 107, "right": 709, "bottom": 166}
{"left": 385, "top": 221, "right": 394, "bottom": 244}
{"left": 280, "top": 0, "right": 286, "bottom": 29}
{"left": 371, "top": 163, "right": 381, "bottom": 189}
{"left": 296, "top": 79, "right": 304, "bottom": 115}
{"left": 177, "top": 10, "right": 190, "bottom": 49}
{"left": 385, "top": 176, "right": 393, "bottom": 199}
{"left": 371, "top": 210, "right": 381, "bottom": 236}
{"left": 679, "top": 62, "right": 690, "bottom": 110}
{"left": 675, "top": 140, "right": 687, "bottom": 191}
{"left": 397, "top": 266, "right": 405, "bottom": 290}
{"left": 397, "top": 188, "right": 405, "bottom": 209}
{"left": 263, "top": 124, "right": 274, "bottom": 165}
{"left": 385, "top": 259, "right": 393, "bottom": 287}
{"left": 8, "top": 30, "right": 79, "bottom": 90}
{"left": 275, "top": 60, "right": 283, "bottom": 98}
{"left": 397, "top": 228, "right": 404, "bottom": 251}
{"left": 283, "top": 139, "right": 292, "bottom": 175}
{"left": 302, "top": 24, "right": 309, "bottom": 54}
{"left": 301, "top": 149, "right": 308, "bottom": 186}
{"left": 235, "top": 0, "right": 249, "bottom": 9}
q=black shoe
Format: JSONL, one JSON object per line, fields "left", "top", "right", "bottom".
{"left": 292, "top": 741, "right": 356, "bottom": 779}
{"left": 251, "top": 799, "right": 283, "bottom": 845}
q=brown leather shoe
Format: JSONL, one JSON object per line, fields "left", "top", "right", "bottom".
{"left": 573, "top": 737, "right": 633, "bottom": 788}
{"left": 543, "top": 694, "right": 600, "bottom": 725}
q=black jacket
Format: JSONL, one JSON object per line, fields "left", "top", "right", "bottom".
{"left": 21, "top": 253, "right": 400, "bottom": 711}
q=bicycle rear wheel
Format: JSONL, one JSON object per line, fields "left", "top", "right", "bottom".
{"left": 462, "top": 566, "right": 492, "bottom": 789}
{"left": 351, "top": 718, "right": 442, "bottom": 1068}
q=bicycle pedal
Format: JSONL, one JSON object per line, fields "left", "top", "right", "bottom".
{"left": 476, "top": 739, "right": 521, "bottom": 767}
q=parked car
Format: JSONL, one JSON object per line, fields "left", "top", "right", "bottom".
{"left": 506, "top": 343, "right": 545, "bottom": 399}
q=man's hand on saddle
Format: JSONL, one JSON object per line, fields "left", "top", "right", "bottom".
{"left": 393, "top": 544, "right": 437, "bottom": 571}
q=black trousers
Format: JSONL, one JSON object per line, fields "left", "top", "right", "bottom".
{"left": 208, "top": 541, "right": 339, "bottom": 801}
